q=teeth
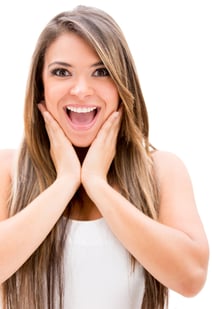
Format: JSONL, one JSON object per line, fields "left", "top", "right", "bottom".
{"left": 66, "top": 106, "right": 97, "bottom": 113}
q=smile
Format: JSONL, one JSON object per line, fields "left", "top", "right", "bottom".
{"left": 66, "top": 106, "right": 97, "bottom": 113}
{"left": 65, "top": 105, "right": 99, "bottom": 128}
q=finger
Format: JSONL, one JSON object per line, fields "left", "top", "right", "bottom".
{"left": 97, "top": 110, "right": 122, "bottom": 142}
{"left": 37, "top": 103, "right": 54, "bottom": 126}
{"left": 37, "top": 103, "right": 65, "bottom": 147}
{"left": 37, "top": 102, "right": 48, "bottom": 118}
{"left": 37, "top": 102, "right": 47, "bottom": 113}
{"left": 105, "top": 105, "right": 123, "bottom": 132}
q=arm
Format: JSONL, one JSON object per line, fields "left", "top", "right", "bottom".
{"left": 81, "top": 118, "right": 209, "bottom": 297}
{"left": 0, "top": 109, "right": 81, "bottom": 283}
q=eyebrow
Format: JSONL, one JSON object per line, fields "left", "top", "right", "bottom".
{"left": 91, "top": 61, "right": 104, "bottom": 67}
{"left": 48, "top": 61, "right": 71, "bottom": 69}
{"left": 48, "top": 60, "right": 104, "bottom": 69}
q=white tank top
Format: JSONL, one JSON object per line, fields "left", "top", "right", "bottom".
{"left": 64, "top": 218, "right": 145, "bottom": 309}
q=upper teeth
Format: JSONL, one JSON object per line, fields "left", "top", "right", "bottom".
{"left": 66, "top": 106, "right": 97, "bottom": 113}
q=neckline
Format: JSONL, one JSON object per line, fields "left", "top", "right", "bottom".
{"left": 63, "top": 215, "right": 104, "bottom": 224}
{"left": 70, "top": 216, "right": 104, "bottom": 224}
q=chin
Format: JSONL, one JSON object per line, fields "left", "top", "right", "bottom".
{"left": 71, "top": 137, "right": 93, "bottom": 148}
{"left": 72, "top": 142, "right": 91, "bottom": 148}
{"left": 68, "top": 129, "right": 98, "bottom": 147}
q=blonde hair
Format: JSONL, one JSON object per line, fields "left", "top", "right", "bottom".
{"left": 3, "top": 5, "right": 168, "bottom": 308}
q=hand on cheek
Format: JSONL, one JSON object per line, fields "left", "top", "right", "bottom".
{"left": 81, "top": 108, "right": 123, "bottom": 187}
{"left": 37, "top": 103, "right": 81, "bottom": 189}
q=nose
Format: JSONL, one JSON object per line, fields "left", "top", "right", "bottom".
{"left": 69, "top": 76, "right": 94, "bottom": 99}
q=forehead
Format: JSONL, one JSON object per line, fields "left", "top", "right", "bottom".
{"left": 45, "top": 32, "right": 100, "bottom": 65}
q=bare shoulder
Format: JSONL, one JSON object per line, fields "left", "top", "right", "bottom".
{"left": 0, "top": 148, "right": 17, "bottom": 161}
{"left": 0, "top": 149, "right": 17, "bottom": 176}
{"left": 151, "top": 150, "right": 201, "bottom": 231}
{"left": 0, "top": 149, "right": 17, "bottom": 220}
{"left": 151, "top": 150, "right": 190, "bottom": 183}
{"left": 152, "top": 149, "right": 187, "bottom": 167}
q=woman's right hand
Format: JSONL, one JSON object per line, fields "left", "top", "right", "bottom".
{"left": 0, "top": 106, "right": 82, "bottom": 282}
{"left": 38, "top": 103, "right": 81, "bottom": 191}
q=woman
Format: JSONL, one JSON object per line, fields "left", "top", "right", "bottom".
{"left": 0, "top": 5, "right": 209, "bottom": 309}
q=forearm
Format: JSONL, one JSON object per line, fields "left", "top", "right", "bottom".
{"left": 85, "top": 179, "right": 207, "bottom": 296}
{"left": 0, "top": 177, "right": 75, "bottom": 283}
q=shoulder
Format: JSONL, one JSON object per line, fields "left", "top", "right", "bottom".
{"left": 0, "top": 149, "right": 17, "bottom": 220}
{"left": 151, "top": 150, "right": 190, "bottom": 182}
{"left": 151, "top": 149, "right": 186, "bottom": 166}
{"left": 0, "top": 148, "right": 16, "bottom": 161}
{"left": 0, "top": 149, "right": 17, "bottom": 177}
{"left": 151, "top": 150, "right": 197, "bottom": 222}
{"left": 151, "top": 150, "right": 194, "bottom": 206}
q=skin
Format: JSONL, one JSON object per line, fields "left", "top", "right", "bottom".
{"left": 42, "top": 32, "right": 120, "bottom": 148}
{"left": 0, "top": 32, "right": 209, "bottom": 298}
{"left": 41, "top": 32, "right": 121, "bottom": 218}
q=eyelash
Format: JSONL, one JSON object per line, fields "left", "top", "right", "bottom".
{"left": 50, "top": 68, "right": 70, "bottom": 77}
{"left": 93, "top": 68, "right": 109, "bottom": 77}
{"left": 50, "top": 67, "right": 110, "bottom": 78}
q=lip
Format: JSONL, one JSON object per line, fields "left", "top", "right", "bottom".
{"left": 63, "top": 105, "right": 101, "bottom": 130}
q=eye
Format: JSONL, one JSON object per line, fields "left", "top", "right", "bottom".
{"left": 93, "top": 67, "right": 109, "bottom": 77}
{"left": 50, "top": 68, "right": 71, "bottom": 77}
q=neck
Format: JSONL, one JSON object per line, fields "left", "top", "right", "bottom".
{"left": 68, "top": 146, "right": 102, "bottom": 220}
{"left": 74, "top": 146, "right": 89, "bottom": 164}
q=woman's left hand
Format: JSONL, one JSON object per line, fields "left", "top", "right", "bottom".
{"left": 81, "top": 109, "right": 122, "bottom": 190}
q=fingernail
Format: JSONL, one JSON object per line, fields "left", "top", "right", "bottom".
{"left": 114, "top": 111, "right": 119, "bottom": 118}
{"left": 37, "top": 103, "right": 42, "bottom": 111}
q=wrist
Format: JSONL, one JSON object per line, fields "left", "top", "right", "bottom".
{"left": 54, "top": 176, "right": 80, "bottom": 198}
{"left": 83, "top": 177, "right": 108, "bottom": 200}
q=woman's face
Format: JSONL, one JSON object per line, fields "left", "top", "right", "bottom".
{"left": 42, "top": 32, "right": 119, "bottom": 147}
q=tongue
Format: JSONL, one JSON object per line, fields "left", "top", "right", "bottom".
{"left": 70, "top": 111, "right": 96, "bottom": 125}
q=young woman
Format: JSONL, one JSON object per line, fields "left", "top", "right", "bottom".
{"left": 0, "top": 5, "right": 209, "bottom": 309}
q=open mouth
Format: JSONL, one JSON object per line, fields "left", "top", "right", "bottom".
{"left": 65, "top": 106, "right": 98, "bottom": 126}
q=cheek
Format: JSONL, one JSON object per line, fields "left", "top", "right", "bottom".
{"left": 110, "top": 92, "right": 120, "bottom": 110}
{"left": 44, "top": 83, "right": 58, "bottom": 101}
{"left": 43, "top": 82, "right": 65, "bottom": 111}
{"left": 102, "top": 84, "right": 119, "bottom": 109}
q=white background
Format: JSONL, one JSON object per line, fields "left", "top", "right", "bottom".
{"left": 0, "top": 1, "right": 211, "bottom": 308}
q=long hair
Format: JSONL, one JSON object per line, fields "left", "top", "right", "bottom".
{"left": 2, "top": 5, "right": 168, "bottom": 308}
